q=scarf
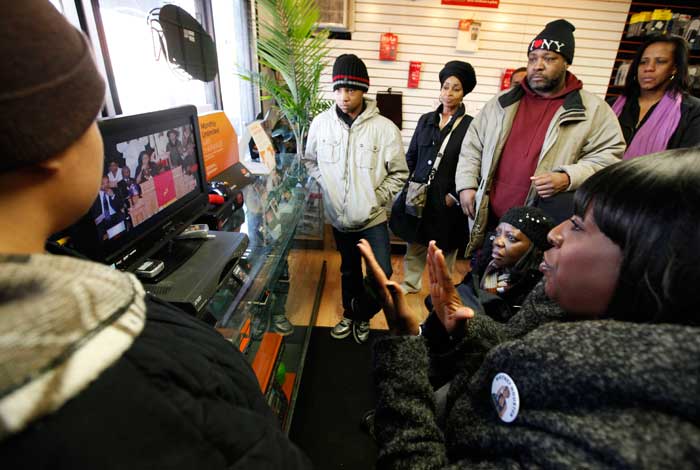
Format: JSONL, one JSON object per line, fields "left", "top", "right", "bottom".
{"left": 0, "top": 254, "right": 146, "bottom": 439}
{"left": 611, "top": 92, "right": 682, "bottom": 160}
{"left": 480, "top": 261, "right": 511, "bottom": 294}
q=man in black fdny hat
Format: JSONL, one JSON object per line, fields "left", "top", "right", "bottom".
{"left": 456, "top": 19, "right": 626, "bottom": 256}
{"left": 304, "top": 54, "right": 408, "bottom": 344}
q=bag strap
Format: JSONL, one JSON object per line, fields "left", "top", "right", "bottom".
{"left": 428, "top": 114, "right": 465, "bottom": 184}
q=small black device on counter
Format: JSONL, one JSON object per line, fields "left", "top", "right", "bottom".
{"left": 134, "top": 259, "right": 165, "bottom": 278}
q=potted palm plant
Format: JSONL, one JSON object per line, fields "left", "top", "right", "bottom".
{"left": 241, "top": 0, "right": 330, "bottom": 161}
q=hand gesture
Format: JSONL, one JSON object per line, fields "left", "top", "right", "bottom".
{"left": 530, "top": 172, "right": 570, "bottom": 198}
{"left": 357, "top": 239, "right": 421, "bottom": 336}
{"left": 427, "top": 241, "right": 474, "bottom": 333}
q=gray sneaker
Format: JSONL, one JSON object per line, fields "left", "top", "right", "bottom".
{"left": 352, "top": 320, "right": 370, "bottom": 344}
{"left": 330, "top": 317, "right": 353, "bottom": 339}
{"left": 272, "top": 314, "right": 294, "bottom": 336}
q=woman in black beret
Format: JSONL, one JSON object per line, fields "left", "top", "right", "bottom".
{"left": 452, "top": 205, "right": 554, "bottom": 323}
{"left": 393, "top": 61, "right": 477, "bottom": 295}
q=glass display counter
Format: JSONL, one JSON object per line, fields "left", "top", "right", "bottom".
{"left": 200, "top": 154, "right": 325, "bottom": 433}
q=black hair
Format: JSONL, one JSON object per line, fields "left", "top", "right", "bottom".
{"left": 573, "top": 149, "right": 700, "bottom": 326}
{"left": 624, "top": 34, "right": 690, "bottom": 98}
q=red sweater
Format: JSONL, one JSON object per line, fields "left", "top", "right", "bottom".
{"left": 489, "top": 73, "right": 582, "bottom": 219}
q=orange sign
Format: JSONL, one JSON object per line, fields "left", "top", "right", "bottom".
{"left": 198, "top": 111, "right": 239, "bottom": 181}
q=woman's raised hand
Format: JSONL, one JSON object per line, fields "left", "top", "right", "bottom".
{"left": 427, "top": 240, "right": 474, "bottom": 333}
{"left": 357, "top": 239, "right": 421, "bottom": 336}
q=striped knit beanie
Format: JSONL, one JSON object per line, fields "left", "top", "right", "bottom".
{"left": 0, "top": 0, "right": 106, "bottom": 172}
{"left": 332, "top": 54, "right": 370, "bottom": 92}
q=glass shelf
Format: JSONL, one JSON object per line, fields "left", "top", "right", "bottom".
{"left": 200, "top": 153, "right": 325, "bottom": 433}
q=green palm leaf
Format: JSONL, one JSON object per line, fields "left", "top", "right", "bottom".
{"left": 240, "top": 0, "right": 331, "bottom": 155}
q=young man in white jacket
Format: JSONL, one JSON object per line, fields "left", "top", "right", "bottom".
{"left": 304, "top": 54, "right": 408, "bottom": 343}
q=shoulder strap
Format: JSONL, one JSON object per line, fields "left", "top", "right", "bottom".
{"left": 429, "top": 114, "right": 465, "bottom": 183}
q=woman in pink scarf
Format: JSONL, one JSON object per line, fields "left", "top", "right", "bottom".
{"left": 611, "top": 34, "right": 700, "bottom": 160}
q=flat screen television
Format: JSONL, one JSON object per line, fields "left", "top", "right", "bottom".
{"left": 54, "top": 105, "right": 209, "bottom": 271}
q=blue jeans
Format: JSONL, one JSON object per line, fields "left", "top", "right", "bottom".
{"left": 332, "top": 222, "right": 392, "bottom": 322}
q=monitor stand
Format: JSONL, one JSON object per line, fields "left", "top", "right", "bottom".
{"left": 141, "top": 231, "right": 249, "bottom": 315}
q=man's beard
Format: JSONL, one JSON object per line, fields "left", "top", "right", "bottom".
{"left": 528, "top": 71, "right": 566, "bottom": 93}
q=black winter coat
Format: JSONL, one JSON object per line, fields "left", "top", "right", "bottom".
{"left": 1, "top": 295, "right": 311, "bottom": 469}
{"left": 669, "top": 94, "right": 700, "bottom": 148}
{"left": 405, "top": 104, "right": 473, "bottom": 250}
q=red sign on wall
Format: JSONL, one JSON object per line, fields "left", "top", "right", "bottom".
{"left": 379, "top": 33, "right": 398, "bottom": 61}
{"left": 407, "top": 61, "right": 422, "bottom": 88}
{"left": 441, "top": 0, "right": 499, "bottom": 7}
{"left": 500, "top": 68, "right": 515, "bottom": 90}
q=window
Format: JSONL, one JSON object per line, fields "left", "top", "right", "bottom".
{"left": 48, "top": 0, "right": 81, "bottom": 27}
{"left": 97, "top": 0, "right": 213, "bottom": 115}
{"left": 211, "top": 0, "right": 257, "bottom": 134}
{"left": 317, "top": 0, "right": 353, "bottom": 31}
{"left": 52, "top": 1, "right": 257, "bottom": 133}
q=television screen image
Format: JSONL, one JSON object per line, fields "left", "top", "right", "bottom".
{"left": 52, "top": 106, "right": 209, "bottom": 271}
{"left": 94, "top": 124, "right": 200, "bottom": 241}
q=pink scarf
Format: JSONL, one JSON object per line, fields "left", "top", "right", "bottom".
{"left": 612, "top": 92, "right": 682, "bottom": 160}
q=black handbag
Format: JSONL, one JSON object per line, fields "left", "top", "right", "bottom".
{"left": 389, "top": 188, "right": 420, "bottom": 242}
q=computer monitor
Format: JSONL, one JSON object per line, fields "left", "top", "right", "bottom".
{"left": 56, "top": 105, "right": 209, "bottom": 271}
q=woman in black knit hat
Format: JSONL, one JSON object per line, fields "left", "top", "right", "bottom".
{"left": 453, "top": 205, "right": 554, "bottom": 322}
{"left": 392, "top": 60, "right": 477, "bottom": 295}
{"left": 361, "top": 148, "right": 700, "bottom": 468}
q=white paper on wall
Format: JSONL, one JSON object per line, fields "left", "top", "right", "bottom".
{"left": 456, "top": 20, "right": 481, "bottom": 52}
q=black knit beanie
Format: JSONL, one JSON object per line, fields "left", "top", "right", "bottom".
{"left": 528, "top": 19, "right": 576, "bottom": 64}
{"left": 439, "top": 61, "right": 477, "bottom": 94}
{"left": 0, "top": 0, "right": 106, "bottom": 173}
{"left": 499, "top": 206, "right": 555, "bottom": 251}
{"left": 332, "top": 54, "right": 370, "bottom": 92}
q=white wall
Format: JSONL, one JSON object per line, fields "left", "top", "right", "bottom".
{"left": 321, "top": 0, "right": 631, "bottom": 148}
